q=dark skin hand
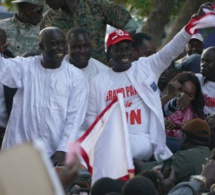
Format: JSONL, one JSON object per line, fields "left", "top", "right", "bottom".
{"left": 153, "top": 166, "right": 175, "bottom": 195}
{"left": 57, "top": 153, "right": 80, "bottom": 190}
{"left": 161, "top": 82, "right": 182, "bottom": 106}
{"left": 176, "top": 92, "right": 190, "bottom": 111}
{"left": 192, "top": 2, "right": 214, "bottom": 18}
{"left": 201, "top": 159, "right": 215, "bottom": 188}
{"left": 0, "top": 42, "right": 10, "bottom": 53}
{"left": 51, "top": 151, "right": 66, "bottom": 166}
{"left": 165, "top": 119, "right": 176, "bottom": 130}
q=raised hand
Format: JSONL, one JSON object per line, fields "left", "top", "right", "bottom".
{"left": 185, "top": 2, "right": 215, "bottom": 34}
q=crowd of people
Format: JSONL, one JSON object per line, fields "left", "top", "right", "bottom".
{"left": 0, "top": 0, "right": 215, "bottom": 194}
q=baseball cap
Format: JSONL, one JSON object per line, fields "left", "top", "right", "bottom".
{"left": 12, "top": 0, "right": 44, "bottom": 5}
{"left": 182, "top": 118, "right": 211, "bottom": 141}
{"left": 107, "top": 29, "right": 133, "bottom": 49}
{"left": 190, "top": 33, "right": 204, "bottom": 42}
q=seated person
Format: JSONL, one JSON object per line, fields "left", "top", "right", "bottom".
{"left": 134, "top": 119, "right": 212, "bottom": 184}
{"left": 165, "top": 72, "right": 204, "bottom": 139}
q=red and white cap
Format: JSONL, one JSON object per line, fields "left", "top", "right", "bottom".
{"left": 107, "top": 29, "right": 133, "bottom": 49}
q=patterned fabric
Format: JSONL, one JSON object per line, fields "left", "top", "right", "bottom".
{"left": 0, "top": 16, "right": 40, "bottom": 57}
{"left": 166, "top": 106, "right": 196, "bottom": 139}
{"left": 40, "top": 0, "right": 138, "bottom": 64}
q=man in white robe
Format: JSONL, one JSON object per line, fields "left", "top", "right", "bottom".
{"left": 0, "top": 27, "right": 88, "bottom": 166}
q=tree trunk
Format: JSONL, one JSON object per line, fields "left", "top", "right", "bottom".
{"left": 163, "top": 0, "right": 209, "bottom": 45}
{"left": 141, "top": 0, "right": 174, "bottom": 47}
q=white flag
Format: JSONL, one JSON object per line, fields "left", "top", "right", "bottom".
{"left": 190, "top": 8, "right": 215, "bottom": 34}
{"left": 77, "top": 93, "right": 134, "bottom": 185}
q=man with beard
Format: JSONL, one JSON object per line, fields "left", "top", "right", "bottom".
{"left": 84, "top": 4, "right": 215, "bottom": 161}
{"left": 0, "top": 27, "right": 88, "bottom": 166}
{"left": 66, "top": 28, "right": 108, "bottom": 82}
{"left": 41, "top": 0, "right": 138, "bottom": 64}
{"left": 0, "top": 0, "right": 45, "bottom": 56}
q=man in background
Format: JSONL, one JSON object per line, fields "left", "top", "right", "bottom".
{"left": 41, "top": 0, "right": 138, "bottom": 64}
{"left": 0, "top": 0, "right": 44, "bottom": 56}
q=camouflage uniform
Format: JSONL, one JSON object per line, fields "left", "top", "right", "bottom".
{"left": 0, "top": 16, "right": 40, "bottom": 56}
{"left": 0, "top": 0, "right": 44, "bottom": 57}
{"left": 41, "top": 0, "right": 138, "bottom": 64}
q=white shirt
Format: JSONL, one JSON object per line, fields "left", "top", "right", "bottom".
{"left": 106, "top": 69, "right": 153, "bottom": 160}
{"left": 85, "top": 28, "right": 191, "bottom": 161}
{"left": 196, "top": 74, "right": 215, "bottom": 118}
{"left": 0, "top": 56, "right": 88, "bottom": 157}
{"left": 67, "top": 57, "right": 109, "bottom": 82}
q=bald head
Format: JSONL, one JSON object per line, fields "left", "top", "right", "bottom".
{"left": 200, "top": 46, "right": 215, "bottom": 81}
{"left": 39, "top": 27, "right": 67, "bottom": 69}
{"left": 39, "top": 27, "right": 64, "bottom": 44}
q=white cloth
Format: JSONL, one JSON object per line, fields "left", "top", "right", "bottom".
{"left": 0, "top": 83, "right": 8, "bottom": 128}
{"left": 65, "top": 57, "right": 109, "bottom": 82}
{"left": 196, "top": 74, "right": 215, "bottom": 118}
{"left": 78, "top": 94, "right": 134, "bottom": 184}
{"left": 106, "top": 69, "right": 153, "bottom": 160}
{"left": 0, "top": 55, "right": 88, "bottom": 157}
{"left": 84, "top": 28, "right": 191, "bottom": 161}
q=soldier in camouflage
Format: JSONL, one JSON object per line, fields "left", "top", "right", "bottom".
{"left": 0, "top": 0, "right": 44, "bottom": 57}
{"left": 41, "top": 0, "right": 138, "bottom": 64}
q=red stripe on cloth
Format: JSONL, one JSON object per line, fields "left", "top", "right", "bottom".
{"left": 77, "top": 97, "right": 118, "bottom": 143}
{"left": 80, "top": 146, "right": 93, "bottom": 174}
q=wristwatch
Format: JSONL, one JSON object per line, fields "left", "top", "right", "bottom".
{"left": 190, "top": 175, "right": 207, "bottom": 188}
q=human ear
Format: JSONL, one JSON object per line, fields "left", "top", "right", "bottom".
{"left": 39, "top": 42, "right": 44, "bottom": 51}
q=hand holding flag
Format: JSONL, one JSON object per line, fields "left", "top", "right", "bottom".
{"left": 185, "top": 2, "right": 215, "bottom": 35}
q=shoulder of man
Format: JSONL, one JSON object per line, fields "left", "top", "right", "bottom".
{"left": 64, "top": 58, "right": 86, "bottom": 78}
{"left": 90, "top": 58, "right": 109, "bottom": 70}
{"left": 40, "top": 8, "right": 60, "bottom": 28}
{"left": 43, "top": 8, "right": 58, "bottom": 19}
{"left": 0, "top": 17, "right": 13, "bottom": 28}
{"left": 195, "top": 73, "right": 205, "bottom": 85}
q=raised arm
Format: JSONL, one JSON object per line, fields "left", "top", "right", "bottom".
{"left": 100, "top": 1, "right": 138, "bottom": 33}
{"left": 141, "top": 3, "right": 215, "bottom": 81}
{"left": 0, "top": 55, "right": 25, "bottom": 88}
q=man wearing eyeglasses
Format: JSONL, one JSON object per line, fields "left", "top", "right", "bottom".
{"left": 0, "top": 0, "right": 44, "bottom": 57}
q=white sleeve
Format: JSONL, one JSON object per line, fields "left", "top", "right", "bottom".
{"left": 140, "top": 28, "right": 191, "bottom": 81}
{"left": 57, "top": 72, "right": 89, "bottom": 152}
{"left": 83, "top": 78, "right": 99, "bottom": 129}
{"left": 0, "top": 55, "right": 25, "bottom": 88}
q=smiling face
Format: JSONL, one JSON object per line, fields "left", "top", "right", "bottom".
{"left": 67, "top": 33, "right": 92, "bottom": 68}
{"left": 40, "top": 28, "right": 67, "bottom": 68}
{"left": 185, "top": 39, "right": 204, "bottom": 56}
{"left": 110, "top": 40, "right": 132, "bottom": 72}
{"left": 200, "top": 48, "right": 215, "bottom": 81}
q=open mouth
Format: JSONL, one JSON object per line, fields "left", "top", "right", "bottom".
{"left": 55, "top": 53, "right": 64, "bottom": 58}
{"left": 121, "top": 58, "right": 130, "bottom": 63}
{"left": 79, "top": 56, "right": 88, "bottom": 61}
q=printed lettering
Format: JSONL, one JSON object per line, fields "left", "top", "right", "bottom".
{"left": 204, "top": 94, "right": 215, "bottom": 107}
{"left": 126, "top": 109, "right": 141, "bottom": 125}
